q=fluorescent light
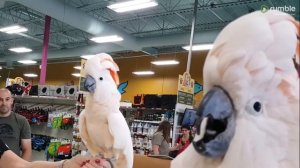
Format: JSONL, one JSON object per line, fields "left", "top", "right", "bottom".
{"left": 0, "top": 66, "right": 2, "bottom": 69}
{"left": 72, "top": 73, "right": 81, "bottom": 77}
{"left": 108, "top": 0, "right": 158, "bottom": 13}
{"left": 0, "top": 25, "right": 21, "bottom": 32}
{"left": 0, "top": 25, "right": 28, "bottom": 34}
{"left": 80, "top": 55, "right": 95, "bottom": 60}
{"left": 24, "top": 73, "right": 38, "bottom": 77}
{"left": 9, "top": 47, "right": 32, "bottom": 53}
{"left": 151, "top": 60, "right": 179, "bottom": 65}
{"left": 74, "top": 66, "right": 81, "bottom": 70}
{"left": 182, "top": 44, "right": 214, "bottom": 51}
{"left": 6, "top": 27, "right": 27, "bottom": 34}
{"left": 18, "top": 60, "right": 37, "bottom": 64}
{"left": 132, "top": 71, "right": 155, "bottom": 75}
{"left": 90, "top": 35, "right": 123, "bottom": 43}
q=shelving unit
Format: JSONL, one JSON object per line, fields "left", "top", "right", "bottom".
{"left": 133, "top": 119, "right": 161, "bottom": 124}
{"left": 13, "top": 96, "right": 77, "bottom": 161}
{"left": 122, "top": 106, "right": 175, "bottom": 156}
{"left": 13, "top": 96, "right": 76, "bottom": 105}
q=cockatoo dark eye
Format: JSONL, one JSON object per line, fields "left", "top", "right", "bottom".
{"left": 99, "top": 77, "right": 103, "bottom": 81}
{"left": 253, "top": 102, "right": 261, "bottom": 112}
{"left": 246, "top": 98, "right": 263, "bottom": 116}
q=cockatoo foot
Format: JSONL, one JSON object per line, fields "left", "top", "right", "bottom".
{"left": 96, "top": 153, "right": 116, "bottom": 168}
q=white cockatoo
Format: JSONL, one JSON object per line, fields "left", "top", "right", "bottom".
{"left": 79, "top": 53, "right": 133, "bottom": 168}
{"left": 172, "top": 10, "right": 299, "bottom": 168}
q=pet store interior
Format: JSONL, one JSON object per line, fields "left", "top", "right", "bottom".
{"left": 0, "top": 0, "right": 299, "bottom": 168}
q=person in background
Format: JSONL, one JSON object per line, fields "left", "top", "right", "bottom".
{"left": 151, "top": 120, "right": 172, "bottom": 155}
{"left": 175, "top": 125, "right": 193, "bottom": 155}
{"left": 0, "top": 138, "right": 110, "bottom": 168}
{"left": 0, "top": 88, "right": 31, "bottom": 160}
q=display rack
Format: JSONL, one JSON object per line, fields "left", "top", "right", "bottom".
{"left": 13, "top": 96, "right": 76, "bottom": 106}
{"left": 133, "top": 119, "right": 161, "bottom": 124}
{"left": 121, "top": 107, "right": 175, "bottom": 155}
{"left": 13, "top": 96, "right": 76, "bottom": 161}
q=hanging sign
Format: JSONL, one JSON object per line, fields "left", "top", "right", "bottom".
{"left": 177, "top": 72, "right": 195, "bottom": 105}
{"left": 79, "top": 59, "right": 87, "bottom": 92}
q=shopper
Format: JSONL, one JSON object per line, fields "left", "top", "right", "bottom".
{"left": 151, "top": 120, "right": 172, "bottom": 155}
{"left": 0, "top": 88, "right": 31, "bottom": 160}
{"left": 176, "top": 125, "right": 193, "bottom": 155}
{"left": 0, "top": 138, "right": 110, "bottom": 168}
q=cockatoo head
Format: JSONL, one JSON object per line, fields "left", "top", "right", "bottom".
{"left": 83, "top": 53, "right": 121, "bottom": 105}
{"left": 193, "top": 10, "right": 299, "bottom": 167}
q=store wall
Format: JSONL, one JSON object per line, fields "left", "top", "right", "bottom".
{"left": 0, "top": 62, "right": 80, "bottom": 87}
{"left": 0, "top": 51, "right": 207, "bottom": 106}
{"left": 116, "top": 52, "right": 207, "bottom": 105}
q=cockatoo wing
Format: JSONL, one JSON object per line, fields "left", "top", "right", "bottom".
{"left": 108, "top": 112, "right": 133, "bottom": 168}
{"left": 78, "top": 110, "right": 97, "bottom": 154}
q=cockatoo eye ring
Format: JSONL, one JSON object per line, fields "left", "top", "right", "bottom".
{"left": 246, "top": 98, "right": 263, "bottom": 115}
{"left": 99, "top": 77, "right": 103, "bottom": 80}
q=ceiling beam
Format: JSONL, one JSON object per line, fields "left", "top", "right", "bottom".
{"left": 6, "top": 0, "right": 137, "bottom": 49}
{"left": 18, "top": 33, "right": 61, "bottom": 48}
{"left": 0, "top": 29, "right": 220, "bottom": 62}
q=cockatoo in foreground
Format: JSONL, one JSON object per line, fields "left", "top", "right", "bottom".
{"left": 172, "top": 10, "right": 299, "bottom": 168}
{"left": 79, "top": 53, "right": 133, "bottom": 168}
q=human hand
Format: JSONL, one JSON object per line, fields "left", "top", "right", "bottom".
{"left": 63, "top": 155, "right": 111, "bottom": 168}
{"left": 176, "top": 144, "right": 182, "bottom": 150}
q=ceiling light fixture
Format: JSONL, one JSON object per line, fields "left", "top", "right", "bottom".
{"left": 132, "top": 71, "right": 155, "bottom": 75}
{"left": 72, "top": 73, "right": 81, "bottom": 77}
{"left": 6, "top": 27, "right": 28, "bottom": 34}
{"left": 90, "top": 35, "right": 123, "bottom": 43}
{"left": 80, "top": 55, "right": 95, "bottom": 60}
{"left": 0, "top": 66, "right": 2, "bottom": 70}
{"left": 18, "top": 60, "right": 37, "bottom": 64}
{"left": 151, "top": 60, "right": 179, "bottom": 65}
{"left": 73, "top": 66, "right": 81, "bottom": 70}
{"left": 0, "top": 25, "right": 28, "bottom": 34}
{"left": 108, "top": 0, "right": 158, "bottom": 13}
{"left": 9, "top": 47, "right": 32, "bottom": 53}
{"left": 24, "top": 73, "right": 38, "bottom": 77}
{"left": 182, "top": 44, "right": 214, "bottom": 51}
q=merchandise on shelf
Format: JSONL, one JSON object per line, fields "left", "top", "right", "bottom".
{"left": 72, "top": 93, "right": 85, "bottom": 156}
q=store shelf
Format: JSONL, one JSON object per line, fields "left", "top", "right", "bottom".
{"left": 120, "top": 107, "right": 174, "bottom": 113}
{"left": 13, "top": 96, "right": 76, "bottom": 106}
{"left": 133, "top": 119, "right": 161, "bottom": 124}
{"left": 31, "top": 123, "right": 73, "bottom": 140}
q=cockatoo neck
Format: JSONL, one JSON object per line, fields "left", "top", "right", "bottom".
{"left": 85, "top": 95, "right": 121, "bottom": 112}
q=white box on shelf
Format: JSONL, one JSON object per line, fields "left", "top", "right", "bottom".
{"left": 120, "top": 102, "right": 132, "bottom": 108}
{"left": 52, "top": 86, "right": 65, "bottom": 97}
{"left": 65, "top": 85, "right": 77, "bottom": 97}
{"left": 38, "top": 85, "right": 50, "bottom": 96}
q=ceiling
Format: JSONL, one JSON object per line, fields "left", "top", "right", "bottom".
{"left": 0, "top": 0, "right": 299, "bottom": 68}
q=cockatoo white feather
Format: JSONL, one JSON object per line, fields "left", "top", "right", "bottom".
{"left": 79, "top": 53, "right": 133, "bottom": 168}
{"left": 172, "top": 10, "right": 299, "bottom": 168}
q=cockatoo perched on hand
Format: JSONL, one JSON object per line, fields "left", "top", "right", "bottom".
{"left": 172, "top": 10, "right": 299, "bottom": 168}
{"left": 79, "top": 53, "right": 133, "bottom": 168}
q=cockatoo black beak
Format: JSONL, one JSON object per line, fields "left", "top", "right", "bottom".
{"left": 84, "top": 75, "right": 96, "bottom": 93}
{"left": 193, "top": 86, "right": 235, "bottom": 158}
